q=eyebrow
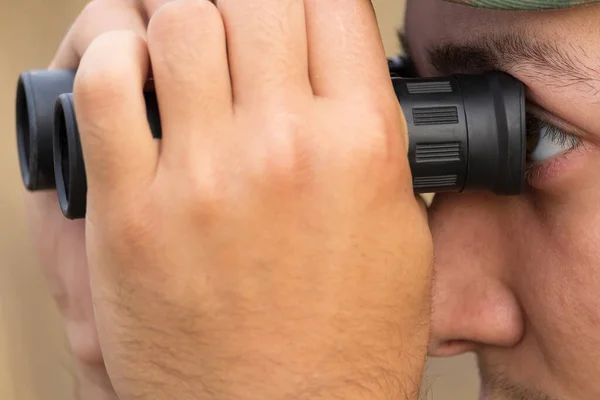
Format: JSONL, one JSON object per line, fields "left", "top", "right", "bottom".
{"left": 426, "top": 32, "right": 599, "bottom": 91}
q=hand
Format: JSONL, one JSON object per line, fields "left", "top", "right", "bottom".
{"left": 22, "top": 0, "right": 170, "bottom": 398}
{"left": 74, "top": 0, "right": 434, "bottom": 398}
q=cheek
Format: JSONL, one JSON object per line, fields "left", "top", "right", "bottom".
{"left": 558, "top": 209, "right": 600, "bottom": 330}
{"left": 520, "top": 194, "right": 600, "bottom": 379}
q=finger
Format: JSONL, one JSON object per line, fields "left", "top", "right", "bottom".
{"left": 50, "top": 0, "right": 147, "bottom": 70}
{"left": 147, "top": 0, "right": 232, "bottom": 161}
{"left": 138, "top": 0, "right": 175, "bottom": 18}
{"left": 217, "top": 0, "right": 311, "bottom": 107}
{"left": 73, "top": 31, "right": 158, "bottom": 207}
{"left": 304, "top": 0, "right": 392, "bottom": 100}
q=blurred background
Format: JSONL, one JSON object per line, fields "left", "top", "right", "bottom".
{"left": 0, "top": 0, "right": 478, "bottom": 398}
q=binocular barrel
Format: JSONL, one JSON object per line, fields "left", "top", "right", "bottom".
{"left": 16, "top": 67, "right": 526, "bottom": 220}
{"left": 17, "top": 70, "right": 75, "bottom": 191}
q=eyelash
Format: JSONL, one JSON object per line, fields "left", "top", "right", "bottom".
{"left": 525, "top": 114, "right": 582, "bottom": 159}
{"left": 523, "top": 114, "right": 585, "bottom": 186}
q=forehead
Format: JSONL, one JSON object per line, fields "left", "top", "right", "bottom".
{"left": 404, "top": 1, "right": 600, "bottom": 83}
{"left": 404, "top": 0, "right": 600, "bottom": 140}
{"left": 405, "top": 0, "right": 600, "bottom": 55}
{"left": 445, "top": 0, "right": 600, "bottom": 10}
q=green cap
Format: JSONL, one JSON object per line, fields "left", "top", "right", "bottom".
{"left": 446, "top": 0, "right": 600, "bottom": 10}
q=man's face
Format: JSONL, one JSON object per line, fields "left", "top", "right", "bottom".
{"left": 404, "top": 2, "right": 600, "bottom": 399}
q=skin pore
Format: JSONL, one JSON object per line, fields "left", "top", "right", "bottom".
{"left": 404, "top": 1, "right": 600, "bottom": 399}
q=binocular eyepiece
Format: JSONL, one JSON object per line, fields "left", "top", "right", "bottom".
{"left": 16, "top": 59, "right": 526, "bottom": 220}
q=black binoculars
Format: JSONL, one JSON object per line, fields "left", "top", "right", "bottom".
{"left": 16, "top": 57, "right": 526, "bottom": 220}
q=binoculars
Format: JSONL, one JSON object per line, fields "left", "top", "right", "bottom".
{"left": 16, "top": 57, "right": 526, "bottom": 220}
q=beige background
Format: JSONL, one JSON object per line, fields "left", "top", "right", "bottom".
{"left": 0, "top": 0, "right": 478, "bottom": 398}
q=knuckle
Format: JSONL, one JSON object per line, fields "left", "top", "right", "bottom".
{"left": 178, "top": 163, "right": 227, "bottom": 222}
{"left": 254, "top": 113, "right": 308, "bottom": 184}
{"left": 148, "top": 0, "right": 220, "bottom": 41}
{"left": 147, "top": 0, "right": 222, "bottom": 77}
{"left": 351, "top": 103, "right": 404, "bottom": 161}
{"left": 79, "top": 0, "right": 136, "bottom": 24}
{"left": 74, "top": 31, "right": 142, "bottom": 108}
{"left": 189, "top": 177, "right": 222, "bottom": 212}
{"left": 111, "top": 200, "right": 159, "bottom": 250}
{"left": 118, "top": 217, "right": 154, "bottom": 247}
{"left": 79, "top": 0, "right": 109, "bottom": 21}
{"left": 321, "top": 101, "right": 406, "bottom": 183}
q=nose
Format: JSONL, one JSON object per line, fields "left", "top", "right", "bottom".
{"left": 427, "top": 192, "right": 525, "bottom": 358}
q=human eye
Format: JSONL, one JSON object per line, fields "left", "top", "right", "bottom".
{"left": 526, "top": 114, "right": 581, "bottom": 165}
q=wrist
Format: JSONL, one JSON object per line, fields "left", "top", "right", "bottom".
{"left": 74, "top": 361, "right": 118, "bottom": 400}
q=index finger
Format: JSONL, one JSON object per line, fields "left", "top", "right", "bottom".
{"left": 304, "top": 0, "right": 393, "bottom": 100}
{"left": 138, "top": 0, "right": 175, "bottom": 16}
{"left": 49, "top": 0, "right": 171, "bottom": 70}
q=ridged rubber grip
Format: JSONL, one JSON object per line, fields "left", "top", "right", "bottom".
{"left": 393, "top": 72, "right": 525, "bottom": 195}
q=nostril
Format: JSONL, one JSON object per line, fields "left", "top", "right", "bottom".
{"left": 429, "top": 340, "right": 475, "bottom": 358}
{"left": 428, "top": 278, "right": 525, "bottom": 359}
